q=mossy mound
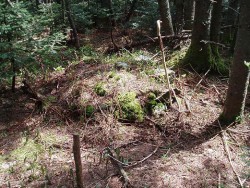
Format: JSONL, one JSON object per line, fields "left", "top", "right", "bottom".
{"left": 117, "top": 92, "right": 144, "bottom": 122}
{"left": 182, "top": 44, "right": 228, "bottom": 74}
{"left": 94, "top": 82, "right": 107, "bottom": 96}
{"left": 145, "top": 92, "right": 166, "bottom": 116}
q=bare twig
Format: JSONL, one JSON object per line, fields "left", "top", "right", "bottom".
{"left": 201, "top": 40, "right": 229, "bottom": 48}
{"left": 6, "top": 0, "right": 14, "bottom": 7}
{"left": 124, "top": 145, "right": 160, "bottom": 168}
{"left": 189, "top": 67, "right": 211, "bottom": 100}
{"left": 227, "top": 128, "right": 250, "bottom": 134}
{"left": 105, "top": 147, "right": 132, "bottom": 188}
{"left": 218, "top": 121, "right": 244, "bottom": 187}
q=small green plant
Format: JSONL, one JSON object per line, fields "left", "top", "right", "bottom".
{"left": 85, "top": 105, "right": 95, "bottom": 117}
{"left": 117, "top": 92, "right": 144, "bottom": 122}
{"left": 145, "top": 92, "right": 157, "bottom": 114}
{"left": 108, "top": 71, "right": 116, "bottom": 78}
{"left": 53, "top": 66, "right": 65, "bottom": 72}
{"left": 94, "top": 82, "right": 107, "bottom": 96}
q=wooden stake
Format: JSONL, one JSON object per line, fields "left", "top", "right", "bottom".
{"left": 73, "top": 134, "right": 84, "bottom": 188}
{"left": 157, "top": 20, "right": 172, "bottom": 106}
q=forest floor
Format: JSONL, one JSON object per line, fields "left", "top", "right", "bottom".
{"left": 0, "top": 32, "right": 249, "bottom": 188}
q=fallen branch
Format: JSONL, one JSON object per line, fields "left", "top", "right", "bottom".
{"left": 124, "top": 145, "right": 160, "bottom": 168}
{"left": 106, "top": 144, "right": 160, "bottom": 169}
{"left": 105, "top": 147, "right": 132, "bottom": 188}
{"left": 200, "top": 40, "right": 229, "bottom": 48}
{"left": 218, "top": 121, "right": 244, "bottom": 188}
{"left": 106, "top": 34, "right": 191, "bottom": 53}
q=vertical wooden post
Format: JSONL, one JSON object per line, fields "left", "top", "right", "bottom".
{"left": 73, "top": 134, "right": 84, "bottom": 188}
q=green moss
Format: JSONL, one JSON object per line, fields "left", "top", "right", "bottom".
{"left": 94, "top": 82, "right": 107, "bottom": 96}
{"left": 85, "top": 105, "right": 95, "bottom": 117}
{"left": 117, "top": 92, "right": 144, "bottom": 122}
{"left": 145, "top": 92, "right": 166, "bottom": 115}
{"left": 148, "top": 92, "right": 156, "bottom": 100}
{"left": 108, "top": 71, "right": 116, "bottom": 78}
{"left": 181, "top": 43, "right": 228, "bottom": 74}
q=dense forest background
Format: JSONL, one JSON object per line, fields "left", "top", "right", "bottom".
{"left": 0, "top": 0, "right": 249, "bottom": 187}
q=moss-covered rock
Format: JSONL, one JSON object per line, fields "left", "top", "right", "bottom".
{"left": 117, "top": 92, "right": 144, "bottom": 122}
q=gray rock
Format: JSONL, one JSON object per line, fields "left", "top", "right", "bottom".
{"left": 154, "top": 68, "right": 175, "bottom": 83}
{"left": 115, "top": 62, "right": 129, "bottom": 70}
{"left": 135, "top": 55, "right": 151, "bottom": 61}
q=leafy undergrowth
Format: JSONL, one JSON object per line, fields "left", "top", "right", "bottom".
{"left": 0, "top": 49, "right": 249, "bottom": 188}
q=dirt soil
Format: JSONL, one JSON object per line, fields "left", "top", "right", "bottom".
{"left": 0, "top": 37, "right": 249, "bottom": 188}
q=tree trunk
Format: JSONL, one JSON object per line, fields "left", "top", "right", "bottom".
{"left": 226, "top": 0, "right": 239, "bottom": 25}
{"left": 182, "top": 0, "right": 215, "bottom": 72}
{"left": 157, "top": 0, "right": 174, "bottom": 35}
{"left": 123, "top": 0, "right": 137, "bottom": 24}
{"left": 11, "top": 58, "right": 16, "bottom": 93}
{"left": 174, "top": 0, "right": 184, "bottom": 34}
{"left": 65, "top": 0, "right": 80, "bottom": 49}
{"left": 210, "top": 0, "right": 223, "bottom": 56}
{"left": 225, "top": 0, "right": 239, "bottom": 53}
{"left": 221, "top": 0, "right": 250, "bottom": 124}
{"left": 183, "top": 0, "right": 195, "bottom": 30}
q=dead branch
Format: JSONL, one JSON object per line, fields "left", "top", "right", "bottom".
{"left": 106, "top": 34, "right": 191, "bottom": 53}
{"left": 105, "top": 147, "right": 132, "bottom": 188}
{"left": 6, "top": 0, "right": 14, "bottom": 7}
{"left": 157, "top": 20, "right": 173, "bottom": 106}
{"left": 124, "top": 145, "right": 160, "bottom": 168}
{"left": 200, "top": 40, "right": 229, "bottom": 48}
{"left": 218, "top": 121, "right": 244, "bottom": 188}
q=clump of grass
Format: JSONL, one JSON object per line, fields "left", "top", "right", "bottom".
{"left": 117, "top": 92, "right": 144, "bottom": 122}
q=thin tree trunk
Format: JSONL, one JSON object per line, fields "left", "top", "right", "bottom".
{"left": 226, "top": 0, "right": 239, "bottom": 25}
{"left": 65, "top": 0, "right": 80, "bottom": 49}
{"left": 61, "top": 0, "right": 66, "bottom": 23}
{"left": 183, "top": 0, "right": 195, "bottom": 30}
{"left": 123, "top": 0, "right": 137, "bottom": 24}
{"left": 157, "top": 0, "right": 174, "bottom": 35}
{"left": 11, "top": 58, "right": 16, "bottom": 92}
{"left": 210, "top": 0, "right": 223, "bottom": 56}
{"left": 230, "top": 13, "right": 239, "bottom": 54}
{"left": 221, "top": 0, "right": 250, "bottom": 123}
{"left": 182, "top": 0, "right": 214, "bottom": 72}
{"left": 174, "top": 0, "right": 184, "bottom": 34}
{"left": 225, "top": 0, "right": 239, "bottom": 53}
